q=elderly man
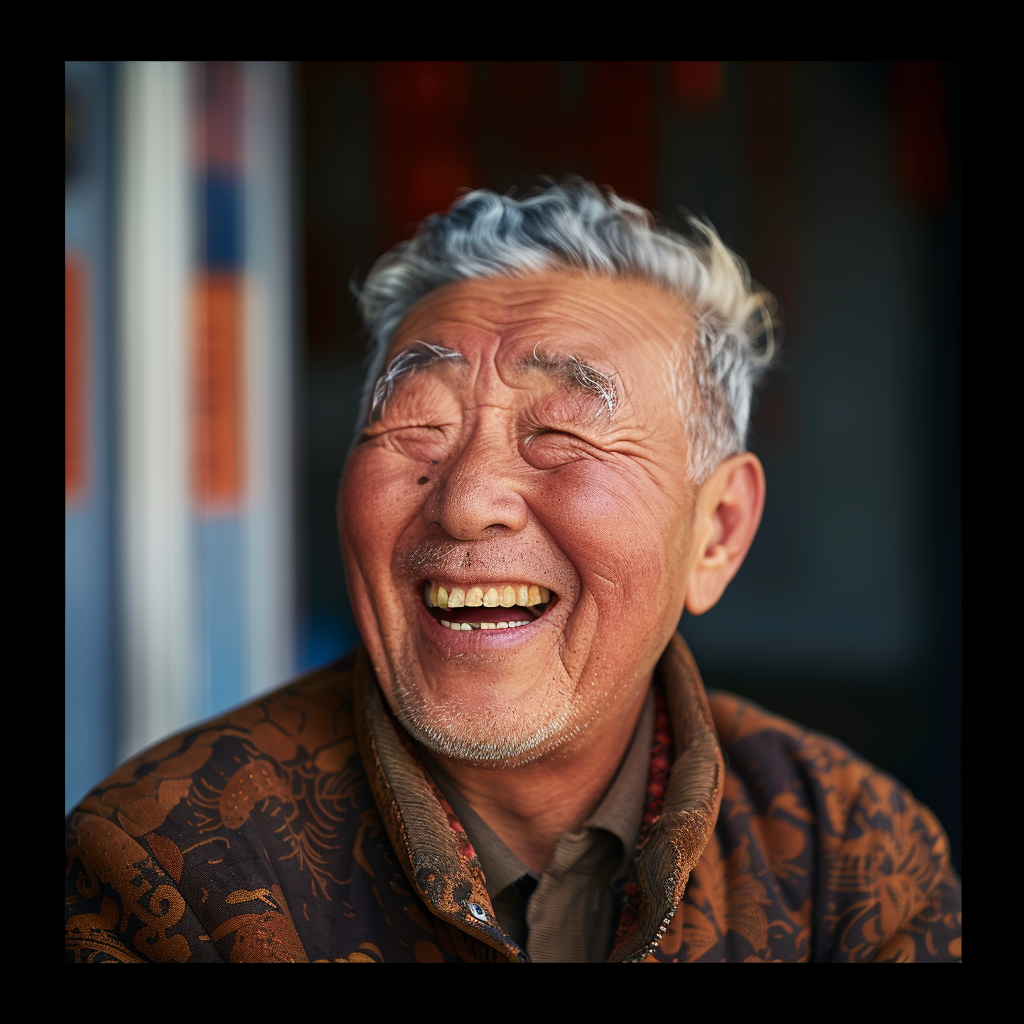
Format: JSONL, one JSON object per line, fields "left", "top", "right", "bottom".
{"left": 65, "top": 180, "right": 961, "bottom": 963}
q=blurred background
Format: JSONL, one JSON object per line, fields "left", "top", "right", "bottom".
{"left": 66, "top": 61, "right": 961, "bottom": 872}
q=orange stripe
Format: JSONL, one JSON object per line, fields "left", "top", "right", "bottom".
{"left": 191, "top": 272, "right": 245, "bottom": 509}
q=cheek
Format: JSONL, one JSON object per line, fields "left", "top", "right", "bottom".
{"left": 532, "top": 463, "right": 690, "bottom": 597}
{"left": 338, "top": 449, "right": 423, "bottom": 580}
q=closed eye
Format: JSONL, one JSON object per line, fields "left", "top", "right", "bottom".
{"left": 519, "top": 429, "right": 597, "bottom": 469}
{"left": 364, "top": 423, "right": 452, "bottom": 461}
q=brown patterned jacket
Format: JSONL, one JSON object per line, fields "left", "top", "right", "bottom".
{"left": 64, "top": 635, "right": 961, "bottom": 962}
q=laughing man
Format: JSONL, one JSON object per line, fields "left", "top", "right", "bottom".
{"left": 65, "top": 180, "right": 962, "bottom": 963}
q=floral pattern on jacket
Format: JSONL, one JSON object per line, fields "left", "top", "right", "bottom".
{"left": 65, "top": 641, "right": 961, "bottom": 962}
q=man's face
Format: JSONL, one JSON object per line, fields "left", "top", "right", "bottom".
{"left": 339, "top": 272, "right": 700, "bottom": 766}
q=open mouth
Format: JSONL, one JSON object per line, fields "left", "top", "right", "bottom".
{"left": 422, "top": 580, "right": 553, "bottom": 631}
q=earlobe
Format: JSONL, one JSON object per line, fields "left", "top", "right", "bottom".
{"left": 684, "top": 453, "right": 766, "bottom": 616}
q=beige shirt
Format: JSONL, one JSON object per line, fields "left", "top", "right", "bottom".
{"left": 418, "top": 688, "right": 654, "bottom": 962}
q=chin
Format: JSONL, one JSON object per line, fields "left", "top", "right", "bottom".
{"left": 386, "top": 665, "right": 585, "bottom": 768}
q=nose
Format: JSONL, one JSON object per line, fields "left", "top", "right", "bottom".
{"left": 429, "top": 415, "right": 528, "bottom": 540}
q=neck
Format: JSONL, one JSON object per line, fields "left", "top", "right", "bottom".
{"left": 424, "top": 678, "right": 651, "bottom": 874}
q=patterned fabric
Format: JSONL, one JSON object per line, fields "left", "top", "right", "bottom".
{"left": 64, "top": 640, "right": 961, "bottom": 962}
{"left": 611, "top": 685, "right": 672, "bottom": 956}
{"left": 650, "top": 691, "right": 961, "bottom": 962}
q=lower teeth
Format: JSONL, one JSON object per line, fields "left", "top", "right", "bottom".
{"left": 439, "top": 620, "right": 527, "bottom": 631}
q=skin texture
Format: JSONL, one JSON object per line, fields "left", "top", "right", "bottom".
{"left": 338, "top": 272, "right": 765, "bottom": 871}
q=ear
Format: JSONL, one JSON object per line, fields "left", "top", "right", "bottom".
{"left": 684, "top": 452, "right": 766, "bottom": 616}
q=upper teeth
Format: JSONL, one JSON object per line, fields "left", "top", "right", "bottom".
{"left": 423, "top": 581, "right": 551, "bottom": 609}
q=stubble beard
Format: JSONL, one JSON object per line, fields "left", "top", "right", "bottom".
{"left": 384, "top": 642, "right": 582, "bottom": 768}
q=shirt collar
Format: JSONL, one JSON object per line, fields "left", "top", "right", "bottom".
{"left": 417, "top": 688, "right": 655, "bottom": 901}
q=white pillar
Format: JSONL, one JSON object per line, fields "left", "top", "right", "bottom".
{"left": 117, "top": 61, "right": 197, "bottom": 759}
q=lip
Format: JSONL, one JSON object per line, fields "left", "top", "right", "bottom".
{"left": 414, "top": 584, "right": 560, "bottom": 650}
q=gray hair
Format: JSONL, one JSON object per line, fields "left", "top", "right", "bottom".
{"left": 354, "top": 178, "right": 775, "bottom": 483}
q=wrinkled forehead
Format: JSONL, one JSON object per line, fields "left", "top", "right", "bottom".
{"left": 398, "top": 278, "right": 606, "bottom": 344}
{"left": 384, "top": 272, "right": 693, "bottom": 384}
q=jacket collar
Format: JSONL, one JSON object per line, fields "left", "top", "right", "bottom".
{"left": 354, "top": 633, "right": 724, "bottom": 962}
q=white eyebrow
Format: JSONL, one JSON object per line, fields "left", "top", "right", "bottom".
{"left": 524, "top": 344, "right": 620, "bottom": 419}
{"left": 369, "top": 342, "right": 466, "bottom": 422}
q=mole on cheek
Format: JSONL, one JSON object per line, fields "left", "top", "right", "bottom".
{"left": 417, "top": 476, "right": 429, "bottom": 485}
